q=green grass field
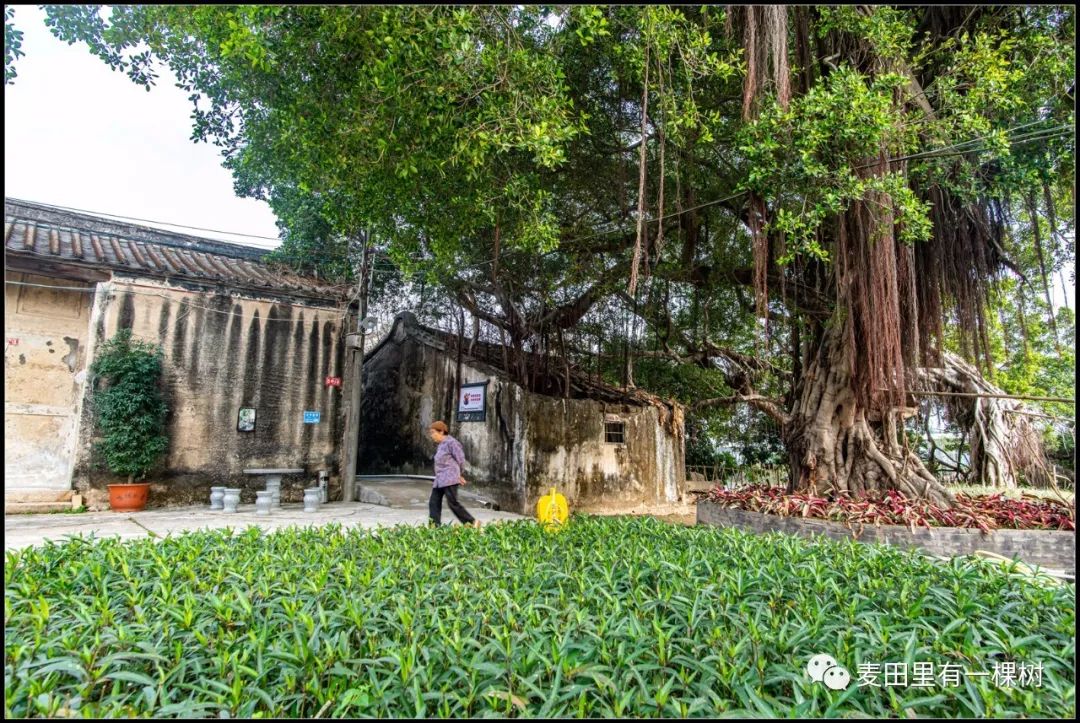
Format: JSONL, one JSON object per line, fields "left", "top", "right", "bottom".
{"left": 4, "top": 516, "right": 1075, "bottom": 718}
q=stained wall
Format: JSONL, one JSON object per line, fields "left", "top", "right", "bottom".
{"left": 358, "top": 315, "right": 686, "bottom": 514}
{"left": 4, "top": 272, "right": 96, "bottom": 497}
{"left": 71, "top": 276, "right": 346, "bottom": 508}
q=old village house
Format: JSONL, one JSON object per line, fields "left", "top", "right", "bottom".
{"left": 4, "top": 199, "right": 350, "bottom": 510}
{"left": 6, "top": 199, "right": 687, "bottom": 515}
{"left": 360, "top": 312, "right": 687, "bottom": 515}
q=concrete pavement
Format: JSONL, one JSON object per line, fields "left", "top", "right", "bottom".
{"left": 4, "top": 501, "right": 526, "bottom": 551}
{"left": 4, "top": 476, "right": 697, "bottom": 551}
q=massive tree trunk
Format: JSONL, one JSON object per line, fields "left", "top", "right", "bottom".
{"left": 918, "top": 352, "right": 1052, "bottom": 489}
{"left": 784, "top": 321, "right": 956, "bottom": 507}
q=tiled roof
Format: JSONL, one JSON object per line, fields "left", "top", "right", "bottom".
{"left": 4, "top": 198, "right": 349, "bottom": 301}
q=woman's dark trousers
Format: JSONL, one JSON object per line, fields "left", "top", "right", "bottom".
{"left": 429, "top": 484, "right": 476, "bottom": 525}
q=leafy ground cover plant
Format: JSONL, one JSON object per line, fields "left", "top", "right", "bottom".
{"left": 4, "top": 517, "right": 1075, "bottom": 718}
{"left": 700, "top": 485, "right": 1076, "bottom": 533}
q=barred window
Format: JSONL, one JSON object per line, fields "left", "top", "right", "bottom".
{"left": 604, "top": 421, "right": 625, "bottom": 444}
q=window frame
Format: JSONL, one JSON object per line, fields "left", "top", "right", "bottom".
{"left": 604, "top": 418, "right": 626, "bottom": 445}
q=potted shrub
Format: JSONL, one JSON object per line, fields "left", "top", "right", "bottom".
{"left": 89, "top": 329, "right": 169, "bottom": 512}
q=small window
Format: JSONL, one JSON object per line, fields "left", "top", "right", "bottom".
{"left": 604, "top": 421, "right": 625, "bottom": 444}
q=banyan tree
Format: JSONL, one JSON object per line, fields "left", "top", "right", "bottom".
{"left": 724, "top": 6, "right": 1073, "bottom": 504}
{"left": 31, "top": 5, "right": 1075, "bottom": 505}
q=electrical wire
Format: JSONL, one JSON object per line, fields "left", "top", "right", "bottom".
{"left": 421, "top": 122, "right": 1074, "bottom": 270}
{"left": 5, "top": 241, "right": 354, "bottom": 324}
{"left": 8, "top": 120, "right": 1071, "bottom": 279}
{"left": 855, "top": 122, "right": 1073, "bottom": 169}
{"left": 4, "top": 197, "right": 284, "bottom": 245}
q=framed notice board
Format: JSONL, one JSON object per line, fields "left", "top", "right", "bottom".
{"left": 457, "top": 381, "right": 488, "bottom": 422}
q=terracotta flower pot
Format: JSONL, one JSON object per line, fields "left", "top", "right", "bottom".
{"left": 108, "top": 482, "right": 151, "bottom": 512}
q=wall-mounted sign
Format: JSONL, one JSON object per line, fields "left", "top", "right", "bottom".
{"left": 237, "top": 407, "right": 256, "bottom": 432}
{"left": 457, "top": 381, "right": 488, "bottom": 422}
{"left": 303, "top": 410, "right": 321, "bottom": 424}
{"left": 6, "top": 338, "right": 19, "bottom": 346}
{"left": 325, "top": 376, "right": 342, "bottom": 388}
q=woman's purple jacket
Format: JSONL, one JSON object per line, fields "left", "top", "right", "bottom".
{"left": 433, "top": 436, "right": 466, "bottom": 488}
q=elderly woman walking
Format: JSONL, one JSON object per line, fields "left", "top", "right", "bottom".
{"left": 427, "top": 420, "right": 481, "bottom": 528}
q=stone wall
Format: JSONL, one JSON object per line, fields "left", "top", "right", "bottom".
{"left": 4, "top": 272, "right": 96, "bottom": 495}
{"left": 72, "top": 276, "right": 346, "bottom": 509}
{"left": 697, "top": 502, "right": 1075, "bottom": 573}
{"left": 358, "top": 316, "right": 686, "bottom": 515}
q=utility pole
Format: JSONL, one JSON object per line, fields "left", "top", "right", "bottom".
{"left": 341, "top": 231, "right": 372, "bottom": 503}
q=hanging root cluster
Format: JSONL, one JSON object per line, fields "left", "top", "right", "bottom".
{"left": 914, "top": 188, "right": 1004, "bottom": 370}
{"left": 735, "top": 4, "right": 791, "bottom": 120}
{"left": 837, "top": 176, "right": 909, "bottom": 414}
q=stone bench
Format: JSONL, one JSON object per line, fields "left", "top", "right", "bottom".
{"left": 242, "top": 468, "right": 306, "bottom": 486}
{"left": 243, "top": 468, "right": 305, "bottom": 506}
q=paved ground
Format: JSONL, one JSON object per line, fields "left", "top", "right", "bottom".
{"left": 356, "top": 477, "right": 501, "bottom": 510}
{"left": 5, "top": 496, "right": 525, "bottom": 552}
{"left": 5, "top": 476, "right": 699, "bottom": 551}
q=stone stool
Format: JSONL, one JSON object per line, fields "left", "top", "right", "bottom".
{"left": 209, "top": 486, "right": 226, "bottom": 511}
{"left": 243, "top": 469, "right": 304, "bottom": 508}
{"left": 255, "top": 490, "right": 274, "bottom": 515}
{"left": 303, "top": 487, "right": 321, "bottom": 513}
{"left": 222, "top": 488, "right": 242, "bottom": 513}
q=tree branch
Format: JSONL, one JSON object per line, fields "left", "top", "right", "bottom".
{"left": 694, "top": 394, "right": 791, "bottom": 425}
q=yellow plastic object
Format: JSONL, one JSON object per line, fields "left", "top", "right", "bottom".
{"left": 536, "top": 487, "right": 568, "bottom": 531}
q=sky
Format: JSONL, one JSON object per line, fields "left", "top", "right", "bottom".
{"left": 3, "top": 5, "right": 281, "bottom": 250}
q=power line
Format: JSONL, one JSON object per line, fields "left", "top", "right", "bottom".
{"left": 4, "top": 197, "right": 284, "bottom": 245}
{"left": 11, "top": 120, "right": 1070, "bottom": 276}
{"left": 6, "top": 240, "right": 359, "bottom": 303}
{"left": 861, "top": 129, "right": 1073, "bottom": 171}
{"left": 2, "top": 221, "right": 405, "bottom": 290}
{"left": 897, "top": 126, "right": 1073, "bottom": 164}
{"left": 902, "top": 389, "right": 1075, "bottom": 404}
{"left": 855, "top": 121, "right": 1073, "bottom": 169}
{"left": 458, "top": 189, "right": 754, "bottom": 271}
{"left": 440, "top": 122, "right": 1074, "bottom": 271}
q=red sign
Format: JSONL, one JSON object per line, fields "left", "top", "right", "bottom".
{"left": 325, "top": 376, "right": 342, "bottom": 388}
{"left": 6, "top": 338, "right": 18, "bottom": 346}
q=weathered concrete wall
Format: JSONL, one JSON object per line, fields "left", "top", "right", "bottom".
{"left": 4, "top": 272, "right": 95, "bottom": 495}
{"left": 72, "top": 277, "right": 345, "bottom": 509}
{"left": 358, "top": 326, "right": 526, "bottom": 511}
{"left": 524, "top": 396, "right": 685, "bottom": 513}
{"left": 359, "top": 320, "right": 686, "bottom": 515}
{"left": 697, "top": 502, "right": 1075, "bottom": 573}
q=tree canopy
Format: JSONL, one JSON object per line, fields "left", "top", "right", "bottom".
{"left": 26, "top": 4, "right": 1075, "bottom": 499}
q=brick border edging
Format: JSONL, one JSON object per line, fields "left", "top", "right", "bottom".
{"left": 697, "top": 502, "right": 1075, "bottom": 573}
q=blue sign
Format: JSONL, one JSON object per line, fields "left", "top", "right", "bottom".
{"left": 303, "top": 411, "right": 321, "bottom": 424}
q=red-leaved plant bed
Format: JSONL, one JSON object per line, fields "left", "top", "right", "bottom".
{"left": 700, "top": 484, "right": 1075, "bottom": 533}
